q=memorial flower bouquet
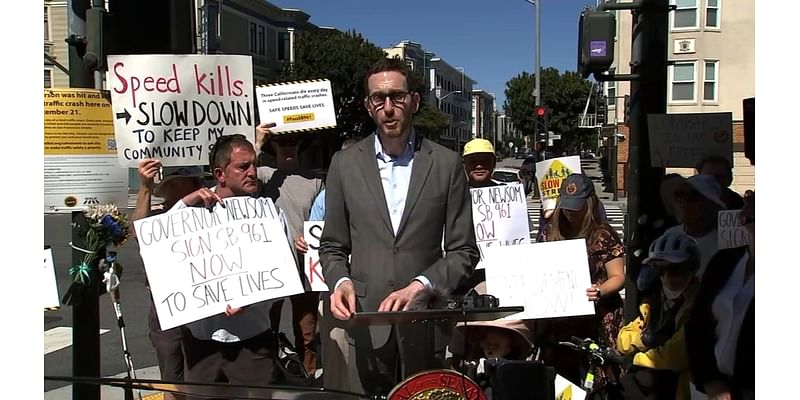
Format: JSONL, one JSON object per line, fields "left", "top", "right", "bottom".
{"left": 63, "top": 203, "right": 131, "bottom": 306}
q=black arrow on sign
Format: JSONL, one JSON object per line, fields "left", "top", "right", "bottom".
{"left": 115, "top": 109, "right": 131, "bottom": 124}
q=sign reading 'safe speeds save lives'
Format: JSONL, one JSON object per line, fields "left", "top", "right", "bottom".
{"left": 107, "top": 54, "right": 254, "bottom": 167}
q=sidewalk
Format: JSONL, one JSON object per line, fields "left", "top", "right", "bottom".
{"left": 44, "top": 366, "right": 162, "bottom": 400}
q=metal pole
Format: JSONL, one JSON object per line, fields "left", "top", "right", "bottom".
{"left": 66, "top": 2, "right": 100, "bottom": 400}
{"left": 623, "top": 0, "right": 669, "bottom": 322}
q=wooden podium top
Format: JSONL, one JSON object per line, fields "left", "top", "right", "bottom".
{"left": 345, "top": 306, "right": 524, "bottom": 327}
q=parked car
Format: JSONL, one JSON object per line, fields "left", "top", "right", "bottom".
{"left": 492, "top": 167, "right": 533, "bottom": 195}
{"left": 515, "top": 147, "right": 534, "bottom": 159}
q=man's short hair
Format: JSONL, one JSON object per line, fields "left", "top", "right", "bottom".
{"left": 695, "top": 155, "right": 732, "bottom": 172}
{"left": 209, "top": 134, "right": 254, "bottom": 170}
{"left": 362, "top": 57, "right": 415, "bottom": 96}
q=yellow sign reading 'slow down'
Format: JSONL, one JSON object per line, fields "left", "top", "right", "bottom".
{"left": 283, "top": 113, "right": 315, "bottom": 124}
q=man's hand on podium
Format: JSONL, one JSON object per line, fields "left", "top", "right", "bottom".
{"left": 331, "top": 280, "right": 356, "bottom": 320}
{"left": 379, "top": 280, "right": 424, "bottom": 312}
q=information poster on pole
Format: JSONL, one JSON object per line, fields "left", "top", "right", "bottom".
{"left": 44, "top": 88, "right": 129, "bottom": 213}
{"left": 484, "top": 239, "right": 595, "bottom": 320}
{"left": 107, "top": 54, "right": 255, "bottom": 167}
{"left": 535, "top": 156, "right": 582, "bottom": 211}
{"left": 470, "top": 183, "right": 531, "bottom": 270}
{"left": 255, "top": 79, "right": 337, "bottom": 134}
{"left": 303, "top": 221, "right": 329, "bottom": 291}
{"left": 647, "top": 112, "right": 733, "bottom": 168}
{"left": 135, "top": 197, "right": 305, "bottom": 330}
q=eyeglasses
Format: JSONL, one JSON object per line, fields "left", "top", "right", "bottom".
{"left": 367, "top": 91, "right": 410, "bottom": 108}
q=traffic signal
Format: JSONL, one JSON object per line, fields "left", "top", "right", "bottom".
{"left": 597, "top": 95, "right": 608, "bottom": 125}
{"left": 535, "top": 106, "right": 548, "bottom": 142}
{"left": 743, "top": 97, "right": 754, "bottom": 165}
{"left": 578, "top": 7, "right": 616, "bottom": 79}
{"left": 623, "top": 94, "right": 631, "bottom": 127}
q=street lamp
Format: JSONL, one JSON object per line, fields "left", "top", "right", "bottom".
{"left": 434, "top": 87, "right": 462, "bottom": 150}
{"left": 524, "top": 0, "right": 542, "bottom": 149}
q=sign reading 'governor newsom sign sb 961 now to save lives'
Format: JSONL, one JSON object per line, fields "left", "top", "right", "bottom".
{"left": 107, "top": 54, "right": 255, "bottom": 167}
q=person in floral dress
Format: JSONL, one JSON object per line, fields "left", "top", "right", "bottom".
{"left": 537, "top": 173, "right": 626, "bottom": 390}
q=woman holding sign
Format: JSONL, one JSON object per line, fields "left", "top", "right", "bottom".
{"left": 537, "top": 173, "right": 626, "bottom": 390}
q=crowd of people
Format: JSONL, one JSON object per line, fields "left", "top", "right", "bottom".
{"left": 131, "top": 58, "right": 753, "bottom": 400}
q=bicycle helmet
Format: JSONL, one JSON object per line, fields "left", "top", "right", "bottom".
{"left": 642, "top": 229, "right": 700, "bottom": 267}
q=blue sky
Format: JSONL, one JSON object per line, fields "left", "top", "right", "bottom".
{"left": 271, "top": 0, "right": 598, "bottom": 110}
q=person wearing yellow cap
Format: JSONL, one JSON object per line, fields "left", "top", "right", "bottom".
{"left": 462, "top": 138, "right": 500, "bottom": 188}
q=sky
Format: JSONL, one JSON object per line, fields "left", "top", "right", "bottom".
{"left": 270, "top": 0, "right": 598, "bottom": 110}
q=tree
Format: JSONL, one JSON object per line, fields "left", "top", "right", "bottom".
{"left": 413, "top": 104, "right": 449, "bottom": 142}
{"left": 279, "top": 29, "right": 387, "bottom": 137}
{"left": 503, "top": 67, "right": 595, "bottom": 151}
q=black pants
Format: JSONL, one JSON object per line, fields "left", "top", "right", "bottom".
{"left": 619, "top": 367, "right": 679, "bottom": 400}
{"left": 183, "top": 330, "right": 276, "bottom": 400}
{"left": 148, "top": 296, "right": 188, "bottom": 383}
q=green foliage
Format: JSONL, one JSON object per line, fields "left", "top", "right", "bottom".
{"left": 279, "top": 29, "right": 387, "bottom": 137}
{"left": 503, "top": 67, "right": 595, "bottom": 151}
{"left": 413, "top": 104, "right": 449, "bottom": 141}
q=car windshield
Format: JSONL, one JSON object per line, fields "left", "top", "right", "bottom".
{"left": 492, "top": 171, "right": 518, "bottom": 182}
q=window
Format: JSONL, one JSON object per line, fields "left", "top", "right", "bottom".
{"left": 669, "top": 61, "right": 696, "bottom": 102}
{"left": 249, "top": 23, "right": 257, "bottom": 53}
{"left": 672, "top": 0, "right": 698, "bottom": 29}
{"left": 257, "top": 26, "right": 265, "bottom": 56}
{"left": 706, "top": 0, "right": 720, "bottom": 28}
{"left": 44, "top": 6, "right": 50, "bottom": 41}
{"left": 277, "top": 31, "right": 290, "bottom": 61}
{"left": 44, "top": 69, "right": 53, "bottom": 88}
{"left": 606, "top": 81, "right": 616, "bottom": 106}
{"left": 703, "top": 60, "right": 718, "bottom": 101}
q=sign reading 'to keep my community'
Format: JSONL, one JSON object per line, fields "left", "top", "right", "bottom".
{"left": 107, "top": 54, "right": 255, "bottom": 167}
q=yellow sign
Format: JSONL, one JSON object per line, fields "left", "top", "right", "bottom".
{"left": 44, "top": 88, "right": 115, "bottom": 156}
{"left": 283, "top": 113, "right": 315, "bottom": 124}
{"left": 539, "top": 159, "right": 575, "bottom": 199}
{"left": 557, "top": 385, "right": 572, "bottom": 400}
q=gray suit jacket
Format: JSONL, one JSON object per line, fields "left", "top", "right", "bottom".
{"left": 319, "top": 132, "right": 479, "bottom": 352}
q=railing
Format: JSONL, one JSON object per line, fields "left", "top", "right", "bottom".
{"left": 578, "top": 113, "right": 602, "bottom": 129}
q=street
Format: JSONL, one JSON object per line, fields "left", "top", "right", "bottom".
{"left": 43, "top": 157, "right": 625, "bottom": 400}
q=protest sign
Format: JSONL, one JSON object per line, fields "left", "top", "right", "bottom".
{"left": 107, "top": 54, "right": 254, "bottom": 167}
{"left": 648, "top": 112, "right": 733, "bottom": 168}
{"left": 44, "top": 247, "right": 60, "bottom": 310}
{"left": 256, "top": 80, "right": 337, "bottom": 134}
{"left": 303, "top": 221, "right": 329, "bottom": 292}
{"left": 535, "top": 156, "right": 582, "bottom": 211}
{"left": 718, "top": 210, "right": 748, "bottom": 250}
{"left": 470, "top": 183, "right": 530, "bottom": 270}
{"left": 135, "top": 196, "right": 304, "bottom": 330}
{"left": 44, "top": 88, "right": 129, "bottom": 213}
{"left": 484, "top": 239, "right": 595, "bottom": 320}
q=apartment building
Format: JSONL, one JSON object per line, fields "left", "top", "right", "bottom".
{"left": 601, "top": 0, "right": 754, "bottom": 197}
{"left": 44, "top": 1, "right": 69, "bottom": 88}
{"left": 471, "top": 89, "right": 496, "bottom": 141}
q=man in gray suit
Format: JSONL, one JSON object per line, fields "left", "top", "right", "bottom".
{"left": 319, "top": 58, "right": 480, "bottom": 395}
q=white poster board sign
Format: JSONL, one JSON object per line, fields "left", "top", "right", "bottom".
{"left": 135, "top": 196, "right": 304, "bottom": 330}
{"left": 44, "top": 247, "right": 60, "bottom": 309}
{"left": 44, "top": 88, "right": 129, "bottom": 213}
{"left": 718, "top": 210, "right": 748, "bottom": 250}
{"left": 256, "top": 80, "right": 337, "bottom": 134}
{"left": 647, "top": 112, "right": 733, "bottom": 168}
{"left": 484, "top": 239, "right": 595, "bottom": 320}
{"left": 535, "top": 156, "right": 582, "bottom": 211}
{"left": 107, "top": 54, "right": 255, "bottom": 167}
{"left": 471, "top": 183, "right": 530, "bottom": 270}
{"left": 303, "top": 221, "right": 329, "bottom": 292}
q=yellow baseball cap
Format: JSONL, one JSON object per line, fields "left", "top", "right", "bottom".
{"left": 462, "top": 138, "right": 495, "bottom": 157}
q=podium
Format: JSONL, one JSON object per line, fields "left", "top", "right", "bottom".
{"left": 345, "top": 307, "right": 524, "bottom": 383}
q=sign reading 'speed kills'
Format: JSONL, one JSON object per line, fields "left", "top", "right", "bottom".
{"left": 107, "top": 54, "right": 255, "bottom": 167}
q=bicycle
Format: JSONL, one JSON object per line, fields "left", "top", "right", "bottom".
{"left": 558, "top": 336, "right": 627, "bottom": 400}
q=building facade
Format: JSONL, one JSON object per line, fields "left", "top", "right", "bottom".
{"left": 430, "top": 58, "right": 474, "bottom": 151}
{"left": 601, "top": 0, "right": 754, "bottom": 197}
{"left": 44, "top": 1, "right": 70, "bottom": 88}
{"left": 471, "top": 89, "right": 496, "bottom": 141}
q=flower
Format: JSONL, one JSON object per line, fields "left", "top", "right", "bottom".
{"left": 67, "top": 204, "right": 131, "bottom": 287}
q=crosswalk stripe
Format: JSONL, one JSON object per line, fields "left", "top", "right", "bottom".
{"left": 44, "top": 327, "right": 111, "bottom": 355}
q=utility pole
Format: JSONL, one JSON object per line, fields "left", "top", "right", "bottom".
{"left": 597, "top": 0, "right": 670, "bottom": 321}
{"left": 66, "top": 1, "right": 101, "bottom": 399}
